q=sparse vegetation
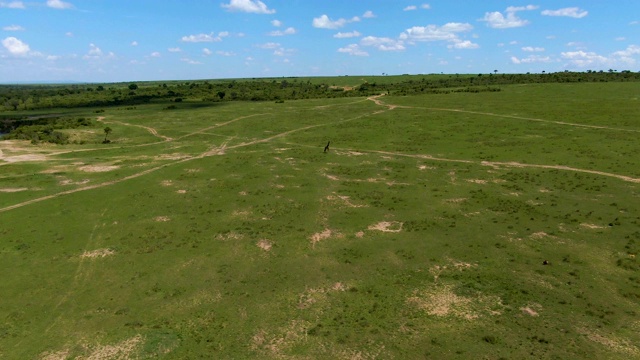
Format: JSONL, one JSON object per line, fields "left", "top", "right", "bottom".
{"left": 0, "top": 76, "right": 639, "bottom": 359}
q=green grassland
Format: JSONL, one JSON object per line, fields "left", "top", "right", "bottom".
{"left": 1, "top": 82, "right": 640, "bottom": 359}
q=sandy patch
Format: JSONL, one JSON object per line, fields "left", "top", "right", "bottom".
{"left": 467, "top": 179, "right": 488, "bottom": 184}
{"left": 297, "top": 282, "right": 347, "bottom": 310}
{"left": 2, "top": 154, "right": 48, "bottom": 162}
{"left": 530, "top": 231, "right": 548, "bottom": 239}
{"left": 161, "top": 180, "right": 173, "bottom": 186}
{"left": 580, "top": 223, "right": 608, "bottom": 229}
{"left": 80, "top": 248, "right": 115, "bottom": 258}
{"left": 216, "top": 232, "right": 244, "bottom": 241}
{"left": 40, "top": 349, "right": 70, "bottom": 360}
{"left": 368, "top": 221, "right": 403, "bottom": 233}
{"left": 310, "top": 229, "right": 332, "bottom": 247}
{"left": 81, "top": 335, "right": 144, "bottom": 360}
{"left": 577, "top": 327, "right": 640, "bottom": 356}
{"left": 154, "top": 216, "right": 170, "bottom": 222}
{"left": 326, "top": 194, "right": 367, "bottom": 208}
{"left": 355, "top": 231, "right": 365, "bottom": 238}
{"left": 250, "top": 320, "right": 309, "bottom": 357}
{"left": 418, "top": 165, "right": 436, "bottom": 170}
{"left": 78, "top": 165, "right": 120, "bottom": 173}
{"left": 520, "top": 304, "right": 541, "bottom": 317}
{"left": 238, "top": 191, "right": 248, "bottom": 196}
{"left": 407, "top": 284, "right": 503, "bottom": 320}
{"left": 155, "top": 153, "right": 190, "bottom": 160}
{"left": 445, "top": 198, "right": 467, "bottom": 204}
{"left": 0, "top": 187, "right": 28, "bottom": 192}
{"left": 176, "top": 189, "right": 187, "bottom": 194}
{"left": 257, "top": 239, "right": 272, "bottom": 251}
{"left": 59, "top": 179, "right": 90, "bottom": 186}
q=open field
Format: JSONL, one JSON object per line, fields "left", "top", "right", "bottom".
{"left": 1, "top": 82, "right": 640, "bottom": 359}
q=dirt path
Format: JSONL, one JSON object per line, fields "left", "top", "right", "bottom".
{"left": 97, "top": 116, "right": 173, "bottom": 141}
{"left": 367, "top": 94, "right": 640, "bottom": 133}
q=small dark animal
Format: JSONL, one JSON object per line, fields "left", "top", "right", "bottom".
{"left": 323, "top": 141, "right": 330, "bottom": 153}
{"left": 543, "top": 260, "right": 549, "bottom": 265}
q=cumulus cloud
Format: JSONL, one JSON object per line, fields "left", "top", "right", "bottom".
{"left": 83, "top": 43, "right": 114, "bottom": 60}
{"left": 257, "top": 42, "right": 280, "bottom": 49}
{"left": 338, "top": 44, "right": 368, "bottom": 56}
{"left": 168, "top": 47, "right": 182, "bottom": 52}
{"left": 3, "top": 25, "right": 24, "bottom": 31}
{"left": 181, "top": 33, "right": 221, "bottom": 42}
{"left": 362, "top": 10, "right": 375, "bottom": 18}
{"left": 447, "top": 40, "right": 479, "bottom": 49}
{"left": 361, "top": 36, "right": 405, "bottom": 51}
{"left": 542, "top": 7, "right": 588, "bottom": 18}
{"left": 522, "top": 46, "right": 545, "bottom": 52}
{"left": 404, "top": 4, "right": 430, "bottom": 11}
{"left": 268, "top": 27, "right": 296, "bottom": 36}
{"left": 2, "top": 36, "right": 30, "bottom": 55}
{"left": 312, "top": 14, "right": 359, "bottom": 29}
{"left": 511, "top": 55, "right": 552, "bottom": 64}
{"left": 400, "top": 22, "right": 473, "bottom": 43}
{"left": 0, "top": 1, "right": 25, "bottom": 9}
{"left": 202, "top": 48, "right": 212, "bottom": 56}
{"left": 46, "top": 0, "right": 73, "bottom": 9}
{"left": 481, "top": 5, "right": 538, "bottom": 29}
{"left": 217, "top": 50, "right": 235, "bottom": 56}
{"left": 150, "top": 51, "right": 161, "bottom": 57}
{"left": 271, "top": 19, "right": 282, "bottom": 27}
{"left": 181, "top": 57, "right": 203, "bottom": 65}
{"left": 221, "top": 0, "right": 275, "bottom": 14}
{"left": 334, "top": 31, "right": 361, "bottom": 39}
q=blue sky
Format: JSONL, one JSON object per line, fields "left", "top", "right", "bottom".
{"left": 1, "top": 0, "right": 639, "bottom": 82}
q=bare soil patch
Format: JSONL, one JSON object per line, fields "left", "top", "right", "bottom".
{"left": 78, "top": 165, "right": 120, "bottom": 173}
{"left": 310, "top": 228, "right": 333, "bottom": 247}
{"left": 154, "top": 216, "right": 170, "bottom": 222}
{"left": 257, "top": 239, "right": 272, "bottom": 251}
{"left": 368, "top": 221, "right": 403, "bottom": 233}
{"left": 0, "top": 187, "right": 28, "bottom": 192}
{"left": 80, "top": 248, "right": 115, "bottom": 258}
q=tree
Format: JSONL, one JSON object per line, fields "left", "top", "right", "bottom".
{"left": 128, "top": 83, "right": 138, "bottom": 90}
{"left": 103, "top": 126, "right": 112, "bottom": 143}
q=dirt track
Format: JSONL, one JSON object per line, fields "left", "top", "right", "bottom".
{"left": 1, "top": 95, "right": 638, "bottom": 214}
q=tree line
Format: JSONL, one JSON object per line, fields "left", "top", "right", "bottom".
{"left": 1, "top": 70, "right": 639, "bottom": 111}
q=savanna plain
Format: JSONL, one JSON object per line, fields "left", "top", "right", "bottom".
{"left": 1, "top": 80, "right": 640, "bottom": 359}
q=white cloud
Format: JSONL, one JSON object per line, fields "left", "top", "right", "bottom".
{"left": 150, "top": 51, "right": 161, "bottom": 57}
{"left": 257, "top": 42, "right": 280, "bottom": 49}
{"left": 403, "top": 5, "right": 417, "bottom": 11}
{"left": 481, "top": 5, "right": 537, "bottom": 29}
{"left": 400, "top": 23, "right": 473, "bottom": 43}
{"left": 542, "top": 7, "right": 588, "bottom": 18}
{"left": 312, "top": 14, "right": 359, "bottom": 29}
{"left": 271, "top": 19, "right": 282, "bottom": 27}
{"left": 202, "top": 48, "right": 212, "bottom": 56}
{"left": 46, "top": 55, "right": 60, "bottom": 61}
{"left": 421, "top": 4, "right": 431, "bottom": 10}
{"left": 338, "top": 44, "right": 368, "bottom": 56}
{"left": 268, "top": 27, "right": 296, "bottom": 36}
{"left": 216, "top": 50, "right": 235, "bottom": 56}
{"left": 131, "top": 41, "right": 138, "bottom": 46}
{"left": 221, "top": 0, "right": 275, "bottom": 14}
{"left": 615, "top": 37, "right": 626, "bottom": 42}
{"left": 181, "top": 33, "right": 221, "bottom": 42}
{"left": 83, "top": 43, "right": 115, "bottom": 60}
{"left": 46, "top": 0, "right": 73, "bottom": 9}
{"left": 361, "top": 36, "right": 405, "bottom": 51}
{"left": 0, "top": 1, "right": 25, "bottom": 9}
{"left": 511, "top": 55, "right": 552, "bottom": 64}
{"left": 3, "top": 25, "right": 24, "bottom": 31}
{"left": 561, "top": 50, "right": 608, "bottom": 67}
{"left": 2, "top": 36, "right": 30, "bottom": 55}
{"left": 168, "top": 47, "right": 182, "bottom": 52}
{"left": 334, "top": 31, "right": 361, "bottom": 39}
{"left": 362, "top": 10, "right": 375, "bottom": 18}
{"left": 181, "top": 57, "right": 203, "bottom": 65}
{"left": 522, "top": 46, "right": 545, "bottom": 52}
{"left": 447, "top": 40, "right": 479, "bottom": 49}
